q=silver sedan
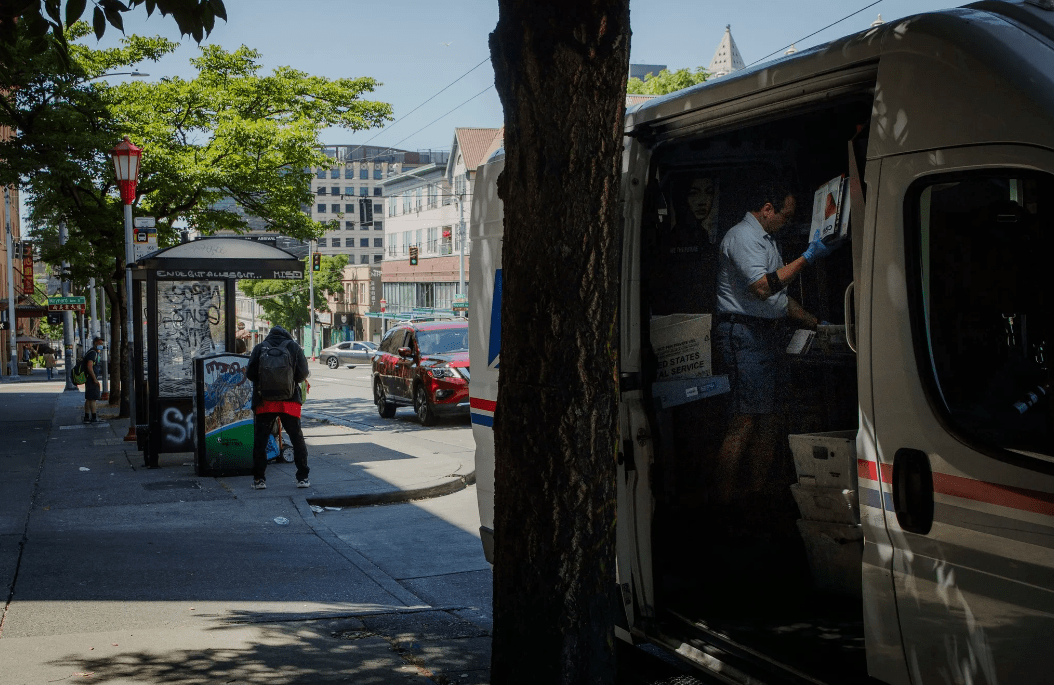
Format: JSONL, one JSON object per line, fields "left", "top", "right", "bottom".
{"left": 319, "top": 340, "right": 378, "bottom": 369}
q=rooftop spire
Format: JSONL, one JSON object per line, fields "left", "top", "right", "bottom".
{"left": 708, "top": 25, "right": 745, "bottom": 78}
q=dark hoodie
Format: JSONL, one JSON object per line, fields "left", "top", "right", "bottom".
{"left": 245, "top": 325, "right": 311, "bottom": 409}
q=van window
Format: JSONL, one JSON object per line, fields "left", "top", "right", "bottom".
{"left": 914, "top": 171, "right": 1053, "bottom": 458}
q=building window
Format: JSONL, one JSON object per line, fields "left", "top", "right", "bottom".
{"left": 331, "top": 186, "right": 340, "bottom": 196}
{"left": 374, "top": 237, "right": 383, "bottom": 248}
{"left": 316, "top": 169, "right": 326, "bottom": 179}
{"left": 373, "top": 202, "right": 382, "bottom": 215}
{"left": 415, "top": 188, "right": 423, "bottom": 211}
{"left": 345, "top": 186, "right": 354, "bottom": 195}
{"left": 360, "top": 186, "right": 368, "bottom": 196}
{"left": 415, "top": 229, "right": 422, "bottom": 248}
{"left": 360, "top": 168, "right": 368, "bottom": 179}
{"left": 345, "top": 221, "right": 355, "bottom": 230}
{"left": 373, "top": 168, "right": 382, "bottom": 180}
{"left": 331, "top": 204, "right": 340, "bottom": 213}
{"left": 345, "top": 168, "right": 353, "bottom": 179}
{"left": 360, "top": 238, "right": 369, "bottom": 248}
{"left": 427, "top": 226, "right": 438, "bottom": 253}
{"left": 373, "top": 187, "right": 382, "bottom": 197}
{"left": 345, "top": 204, "right": 355, "bottom": 213}
{"left": 360, "top": 254, "right": 370, "bottom": 264}
{"left": 330, "top": 168, "right": 340, "bottom": 179}
{"left": 388, "top": 199, "right": 395, "bottom": 217}
{"left": 318, "top": 238, "right": 327, "bottom": 247}
{"left": 317, "top": 187, "right": 327, "bottom": 195}
{"left": 317, "top": 204, "right": 326, "bottom": 213}
{"left": 374, "top": 220, "right": 383, "bottom": 231}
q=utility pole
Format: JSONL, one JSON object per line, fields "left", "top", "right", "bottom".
{"left": 59, "top": 222, "right": 76, "bottom": 390}
{"left": 4, "top": 187, "right": 18, "bottom": 381}
{"left": 457, "top": 193, "right": 466, "bottom": 296}
{"left": 308, "top": 240, "right": 316, "bottom": 359}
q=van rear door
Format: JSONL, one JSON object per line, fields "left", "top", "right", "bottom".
{"left": 870, "top": 145, "right": 1054, "bottom": 683}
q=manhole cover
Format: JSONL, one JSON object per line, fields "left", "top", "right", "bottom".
{"left": 143, "top": 480, "right": 201, "bottom": 491}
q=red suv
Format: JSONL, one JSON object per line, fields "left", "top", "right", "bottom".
{"left": 372, "top": 320, "right": 470, "bottom": 425}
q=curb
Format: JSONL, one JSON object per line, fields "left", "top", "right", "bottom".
{"left": 307, "top": 470, "right": 476, "bottom": 509}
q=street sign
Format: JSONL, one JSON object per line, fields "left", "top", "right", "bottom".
{"left": 48, "top": 296, "right": 86, "bottom": 312}
{"left": 452, "top": 301, "right": 469, "bottom": 312}
{"left": 133, "top": 216, "right": 156, "bottom": 228}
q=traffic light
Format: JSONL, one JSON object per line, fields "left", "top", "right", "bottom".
{"left": 312, "top": 253, "right": 321, "bottom": 271}
{"left": 359, "top": 197, "right": 373, "bottom": 226}
{"left": 409, "top": 246, "right": 418, "bottom": 266}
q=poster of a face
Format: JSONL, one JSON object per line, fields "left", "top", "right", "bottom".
{"left": 680, "top": 176, "right": 720, "bottom": 244}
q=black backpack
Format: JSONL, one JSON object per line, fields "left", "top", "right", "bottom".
{"left": 256, "top": 339, "right": 297, "bottom": 401}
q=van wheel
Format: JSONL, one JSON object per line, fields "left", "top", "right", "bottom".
{"left": 326, "top": 356, "right": 338, "bottom": 369}
{"left": 375, "top": 380, "right": 396, "bottom": 418}
{"left": 414, "top": 384, "right": 437, "bottom": 427}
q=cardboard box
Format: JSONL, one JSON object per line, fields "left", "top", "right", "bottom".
{"left": 650, "top": 314, "right": 712, "bottom": 381}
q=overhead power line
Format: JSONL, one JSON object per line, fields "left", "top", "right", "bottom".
{"left": 349, "top": 56, "right": 492, "bottom": 157}
{"left": 747, "top": 0, "right": 884, "bottom": 68}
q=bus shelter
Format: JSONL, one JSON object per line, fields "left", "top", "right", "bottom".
{"left": 130, "top": 238, "right": 303, "bottom": 467}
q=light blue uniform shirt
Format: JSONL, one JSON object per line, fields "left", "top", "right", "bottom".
{"left": 715, "top": 212, "right": 788, "bottom": 319}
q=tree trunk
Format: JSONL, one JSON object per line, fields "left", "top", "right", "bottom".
{"left": 102, "top": 281, "right": 122, "bottom": 409}
{"left": 489, "top": 2, "right": 629, "bottom": 682}
{"left": 114, "top": 262, "right": 130, "bottom": 419}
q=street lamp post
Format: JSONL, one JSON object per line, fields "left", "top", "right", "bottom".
{"left": 111, "top": 136, "right": 142, "bottom": 443}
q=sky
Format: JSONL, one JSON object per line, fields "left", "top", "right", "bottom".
{"left": 87, "top": 0, "right": 966, "bottom": 155}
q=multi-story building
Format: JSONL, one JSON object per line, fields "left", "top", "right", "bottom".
{"left": 308, "top": 145, "right": 449, "bottom": 266}
{"left": 379, "top": 127, "right": 501, "bottom": 321}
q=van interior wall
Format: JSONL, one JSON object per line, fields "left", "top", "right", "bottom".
{"left": 638, "top": 99, "right": 872, "bottom": 676}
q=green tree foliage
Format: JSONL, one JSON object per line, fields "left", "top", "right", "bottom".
{"left": 17, "top": 24, "right": 392, "bottom": 279}
{"left": 0, "top": 0, "right": 225, "bottom": 68}
{"left": 239, "top": 255, "right": 348, "bottom": 337}
{"left": 626, "top": 66, "right": 708, "bottom": 95}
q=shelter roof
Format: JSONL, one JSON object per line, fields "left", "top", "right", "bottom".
{"left": 133, "top": 237, "right": 304, "bottom": 280}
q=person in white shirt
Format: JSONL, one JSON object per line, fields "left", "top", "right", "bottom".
{"left": 711, "top": 181, "right": 841, "bottom": 501}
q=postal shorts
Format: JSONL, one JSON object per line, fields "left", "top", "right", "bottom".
{"left": 713, "top": 319, "right": 783, "bottom": 415}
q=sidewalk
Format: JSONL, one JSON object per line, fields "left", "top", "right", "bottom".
{"left": 0, "top": 381, "right": 492, "bottom": 684}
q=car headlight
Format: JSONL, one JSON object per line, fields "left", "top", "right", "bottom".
{"left": 428, "top": 367, "right": 456, "bottom": 379}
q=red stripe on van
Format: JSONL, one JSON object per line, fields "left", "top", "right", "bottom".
{"left": 470, "top": 397, "right": 496, "bottom": 412}
{"left": 933, "top": 472, "right": 1054, "bottom": 518}
{"left": 858, "top": 459, "right": 1054, "bottom": 517}
{"left": 857, "top": 459, "right": 892, "bottom": 483}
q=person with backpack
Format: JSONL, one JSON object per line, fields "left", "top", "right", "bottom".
{"left": 80, "top": 337, "right": 104, "bottom": 423}
{"left": 245, "top": 325, "right": 311, "bottom": 490}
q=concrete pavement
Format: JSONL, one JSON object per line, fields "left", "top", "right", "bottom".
{"left": 0, "top": 373, "right": 493, "bottom": 684}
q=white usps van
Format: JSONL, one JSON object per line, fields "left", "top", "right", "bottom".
{"left": 471, "top": 3, "right": 1054, "bottom": 682}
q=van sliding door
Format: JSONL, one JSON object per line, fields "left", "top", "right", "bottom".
{"left": 871, "top": 145, "right": 1054, "bottom": 684}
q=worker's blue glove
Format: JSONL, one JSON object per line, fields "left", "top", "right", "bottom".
{"left": 802, "top": 237, "right": 845, "bottom": 264}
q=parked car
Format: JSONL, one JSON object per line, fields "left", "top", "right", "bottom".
{"left": 372, "top": 320, "right": 470, "bottom": 425}
{"left": 318, "top": 340, "right": 378, "bottom": 369}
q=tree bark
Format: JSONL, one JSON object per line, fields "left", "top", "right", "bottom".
{"left": 114, "top": 262, "right": 130, "bottom": 419}
{"left": 102, "top": 280, "right": 122, "bottom": 409}
{"left": 489, "top": 2, "right": 629, "bottom": 682}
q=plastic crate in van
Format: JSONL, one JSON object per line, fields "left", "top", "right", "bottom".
{"left": 788, "top": 429, "right": 858, "bottom": 490}
{"left": 796, "top": 519, "right": 863, "bottom": 598}
{"left": 790, "top": 483, "right": 859, "bottom": 525}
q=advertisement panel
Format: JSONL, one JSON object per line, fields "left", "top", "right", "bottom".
{"left": 194, "top": 353, "right": 254, "bottom": 476}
